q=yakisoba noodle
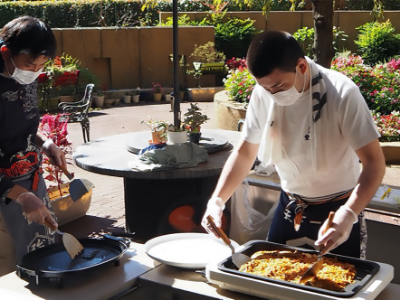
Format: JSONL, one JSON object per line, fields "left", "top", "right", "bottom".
{"left": 239, "top": 250, "right": 356, "bottom": 292}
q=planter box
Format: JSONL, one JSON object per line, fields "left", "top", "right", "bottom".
{"left": 193, "top": 62, "right": 226, "bottom": 75}
{"left": 214, "top": 90, "right": 247, "bottom": 131}
{"left": 188, "top": 87, "right": 224, "bottom": 102}
{"left": 53, "top": 70, "right": 79, "bottom": 86}
{"left": 380, "top": 142, "right": 400, "bottom": 165}
{"left": 48, "top": 183, "right": 93, "bottom": 226}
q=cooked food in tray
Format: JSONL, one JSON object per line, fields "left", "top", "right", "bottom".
{"left": 239, "top": 250, "right": 356, "bottom": 291}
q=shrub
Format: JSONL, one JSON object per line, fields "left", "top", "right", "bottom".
{"left": 332, "top": 52, "right": 400, "bottom": 115}
{"left": 161, "top": 12, "right": 259, "bottom": 59}
{"left": 223, "top": 66, "right": 256, "bottom": 104}
{"left": 355, "top": 19, "right": 400, "bottom": 66}
{"left": 293, "top": 26, "right": 348, "bottom": 58}
{"left": 226, "top": 57, "right": 247, "bottom": 70}
{"left": 213, "top": 17, "right": 261, "bottom": 59}
{"left": 372, "top": 111, "right": 400, "bottom": 142}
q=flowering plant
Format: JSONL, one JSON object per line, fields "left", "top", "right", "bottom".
{"left": 226, "top": 57, "right": 247, "bottom": 71}
{"left": 44, "top": 53, "right": 81, "bottom": 78}
{"left": 371, "top": 111, "right": 400, "bottom": 142}
{"left": 141, "top": 115, "right": 168, "bottom": 132}
{"left": 332, "top": 52, "right": 400, "bottom": 115}
{"left": 152, "top": 82, "right": 162, "bottom": 93}
{"left": 38, "top": 113, "right": 72, "bottom": 195}
{"left": 223, "top": 66, "right": 256, "bottom": 103}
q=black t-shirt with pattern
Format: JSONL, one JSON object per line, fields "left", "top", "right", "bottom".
{"left": 0, "top": 65, "right": 41, "bottom": 203}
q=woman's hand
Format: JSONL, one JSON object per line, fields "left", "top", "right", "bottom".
{"left": 42, "top": 139, "right": 67, "bottom": 167}
{"left": 15, "top": 192, "right": 58, "bottom": 228}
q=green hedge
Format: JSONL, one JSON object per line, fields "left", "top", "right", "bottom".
{"left": 0, "top": 0, "right": 398, "bottom": 29}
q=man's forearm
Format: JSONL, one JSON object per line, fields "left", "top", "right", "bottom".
{"left": 212, "top": 140, "right": 259, "bottom": 202}
{"left": 345, "top": 163, "right": 386, "bottom": 215}
{"left": 346, "top": 140, "right": 386, "bottom": 215}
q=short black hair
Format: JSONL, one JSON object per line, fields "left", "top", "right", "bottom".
{"left": 0, "top": 16, "right": 56, "bottom": 59}
{"left": 247, "top": 30, "right": 305, "bottom": 78}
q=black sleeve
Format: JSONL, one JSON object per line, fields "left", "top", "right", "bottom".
{"left": 0, "top": 174, "right": 15, "bottom": 205}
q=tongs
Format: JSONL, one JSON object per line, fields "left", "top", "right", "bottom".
{"left": 206, "top": 215, "right": 250, "bottom": 269}
{"left": 299, "top": 211, "right": 335, "bottom": 284}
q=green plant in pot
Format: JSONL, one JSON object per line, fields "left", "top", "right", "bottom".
{"left": 167, "top": 123, "right": 187, "bottom": 144}
{"left": 141, "top": 116, "right": 168, "bottom": 144}
{"left": 183, "top": 103, "right": 210, "bottom": 144}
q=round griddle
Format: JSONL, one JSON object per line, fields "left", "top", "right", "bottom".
{"left": 17, "top": 237, "right": 128, "bottom": 288}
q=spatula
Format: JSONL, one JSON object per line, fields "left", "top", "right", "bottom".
{"left": 206, "top": 215, "right": 250, "bottom": 269}
{"left": 299, "top": 211, "right": 335, "bottom": 284}
{"left": 45, "top": 220, "right": 84, "bottom": 259}
{"left": 59, "top": 165, "right": 92, "bottom": 202}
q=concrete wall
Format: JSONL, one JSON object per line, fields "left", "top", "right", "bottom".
{"left": 160, "top": 11, "right": 400, "bottom": 53}
{"left": 52, "top": 26, "right": 215, "bottom": 90}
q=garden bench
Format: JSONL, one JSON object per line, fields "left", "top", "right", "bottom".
{"left": 58, "top": 83, "right": 94, "bottom": 143}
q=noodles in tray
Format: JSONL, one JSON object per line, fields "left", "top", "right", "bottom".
{"left": 239, "top": 250, "right": 356, "bottom": 291}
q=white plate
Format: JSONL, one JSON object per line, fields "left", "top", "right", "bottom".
{"left": 144, "top": 233, "right": 239, "bottom": 269}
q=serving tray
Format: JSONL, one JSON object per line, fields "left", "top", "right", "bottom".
{"left": 217, "top": 240, "right": 380, "bottom": 298}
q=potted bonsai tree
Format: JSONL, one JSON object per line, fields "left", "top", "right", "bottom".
{"left": 183, "top": 103, "right": 210, "bottom": 144}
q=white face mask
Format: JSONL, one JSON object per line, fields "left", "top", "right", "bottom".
{"left": 7, "top": 56, "right": 42, "bottom": 85}
{"left": 269, "top": 69, "right": 307, "bottom": 106}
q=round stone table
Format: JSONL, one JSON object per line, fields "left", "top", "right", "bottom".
{"left": 73, "top": 129, "right": 241, "bottom": 241}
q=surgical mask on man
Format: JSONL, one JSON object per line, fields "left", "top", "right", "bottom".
{"left": 269, "top": 68, "right": 307, "bottom": 106}
{"left": 7, "top": 56, "right": 42, "bottom": 85}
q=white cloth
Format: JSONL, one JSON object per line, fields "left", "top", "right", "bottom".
{"left": 242, "top": 57, "right": 379, "bottom": 197}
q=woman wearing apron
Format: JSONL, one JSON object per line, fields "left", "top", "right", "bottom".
{"left": 0, "top": 16, "right": 64, "bottom": 276}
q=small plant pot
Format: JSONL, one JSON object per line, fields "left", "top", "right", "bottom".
{"left": 93, "top": 95, "right": 105, "bottom": 108}
{"left": 189, "top": 132, "right": 202, "bottom": 144}
{"left": 123, "top": 95, "right": 132, "bottom": 104}
{"left": 167, "top": 131, "right": 188, "bottom": 144}
{"left": 153, "top": 93, "right": 162, "bottom": 102}
{"left": 104, "top": 98, "right": 114, "bottom": 107}
{"left": 132, "top": 95, "right": 140, "bottom": 103}
{"left": 164, "top": 94, "right": 171, "bottom": 101}
{"left": 151, "top": 131, "right": 164, "bottom": 144}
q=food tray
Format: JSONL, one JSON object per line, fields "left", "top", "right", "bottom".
{"left": 217, "top": 240, "right": 379, "bottom": 298}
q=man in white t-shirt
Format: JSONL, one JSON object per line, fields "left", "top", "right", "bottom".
{"left": 202, "top": 30, "right": 385, "bottom": 258}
